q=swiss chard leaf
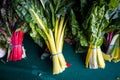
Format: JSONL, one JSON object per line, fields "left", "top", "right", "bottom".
{"left": 70, "top": 9, "right": 88, "bottom": 47}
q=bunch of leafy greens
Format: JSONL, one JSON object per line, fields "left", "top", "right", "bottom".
{"left": 69, "top": 0, "right": 120, "bottom": 69}
{"left": 106, "top": 33, "right": 120, "bottom": 63}
{"left": 12, "top": 0, "right": 73, "bottom": 74}
{"left": 0, "top": 0, "right": 28, "bottom": 60}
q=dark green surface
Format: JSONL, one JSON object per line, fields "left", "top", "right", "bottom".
{"left": 0, "top": 35, "right": 120, "bottom": 80}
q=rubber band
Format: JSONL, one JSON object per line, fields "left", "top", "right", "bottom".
{"left": 11, "top": 44, "right": 22, "bottom": 48}
{"left": 109, "top": 44, "right": 120, "bottom": 48}
{"left": 58, "top": 52, "right": 62, "bottom": 54}
{"left": 89, "top": 47, "right": 100, "bottom": 50}
{"left": 51, "top": 52, "right": 62, "bottom": 57}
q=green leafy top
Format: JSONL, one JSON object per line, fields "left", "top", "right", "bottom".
{"left": 13, "top": 0, "right": 73, "bottom": 48}
{"left": 69, "top": 0, "right": 120, "bottom": 50}
{"left": 0, "top": 0, "right": 28, "bottom": 49}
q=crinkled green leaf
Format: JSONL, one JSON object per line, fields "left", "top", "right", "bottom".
{"left": 49, "top": 3, "right": 55, "bottom": 27}
{"left": 87, "top": 5, "right": 109, "bottom": 46}
{"left": 108, "top": 0, "right": 119, "bottom": 8}
{"left": 104, "top": 1, "right": 120, "bottom": 32}
{"left": 57, "top": 1, "right": 74, "bottom": 16}
{"left": 79, "top": 32, "right": 88, "bottom": 46}
{"left": 70, "top": 9, "right": 88, "bottom": 47}
{"left": 29, "top": 23, "right": 45, "bottom": 48}
{"left": 13, "top": 0, "right": 74, "bottom": 49}
{"left": 70, "top": 9, "right": 79, "bottom": 36}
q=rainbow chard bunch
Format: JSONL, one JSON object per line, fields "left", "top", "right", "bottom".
{"left": 107, "top": 33, "right": 120, "bottom": 63}
{"left": 85, "top": 0, "right": 120, "bottom": 69}
{"left": 13, "top": 0, "right": 73, "bottom": 74}
{"left": 85, "top": 5, "right": 108, "bottom": 69}
{"left": 105, "top": 0, "right": 120, "bottom": 63}
{"left": 0, "top": 0, "right": 26, "bottom": 61}
{"left": 69, "top": 0, "right": 120, "bottom": 69}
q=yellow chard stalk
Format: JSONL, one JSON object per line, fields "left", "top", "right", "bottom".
{"left": 97, "top": 46, "right": 105, "bottom": 68}
{"left": 52, "top": 16, "right": 68, "bottom": 74}
{"left": 41, "top": 15, "right": 68, "bottom": 74}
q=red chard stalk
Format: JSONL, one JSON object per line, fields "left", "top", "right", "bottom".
{"left": 8, "top": 30, "right": 24, "bottom": 61}
{"left": 107, "top": 32, "right": 113, "bottom": 46}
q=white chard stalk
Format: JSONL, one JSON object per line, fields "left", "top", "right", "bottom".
{"left": 89, "top": 47, "right": 98, "bottom": 69}
{"left": 0, "top": 48, "right": 6, "bottom": 58}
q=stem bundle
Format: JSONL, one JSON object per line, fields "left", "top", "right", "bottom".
{"left": 86, "top": 44, "right": 106, "bottom": 69}
{"left": 107, "top": 34, "right": 120, "bottom": 63}
{"left": 8, "top": 30, "right": 25, "bottom": 61}
{"left": 44, "top": 16, "right": 68, "bottom": 74}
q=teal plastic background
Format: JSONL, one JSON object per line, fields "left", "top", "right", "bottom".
{"left": 0, "top": 35, "right": 120, "bottom": 80}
